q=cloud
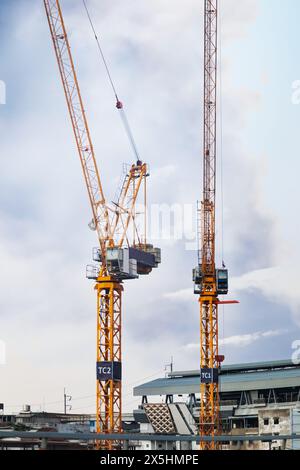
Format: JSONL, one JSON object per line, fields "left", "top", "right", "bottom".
{"left": 231, "top": 266, "right": 300, "bottom": 326}
{"left": 220, "top": 0, "right": 260, "bottom": 41}
{"left": 185, "top": 328, "right": 288, "bottom": 350}
{"left": 220, "top": 329, "right": 288, "bottom": 347}
{"left": 164, "top": 287, "right": 192, "bottom": 301}
{"left": 0, "top": 0, "right": 281, "bottom": 415}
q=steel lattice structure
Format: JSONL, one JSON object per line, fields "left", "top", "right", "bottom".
{"left": 199, "top": 0, "right": 220, "bottom": 450}
{"left": 96, "top": 280, "right": 123, "bottom": 449}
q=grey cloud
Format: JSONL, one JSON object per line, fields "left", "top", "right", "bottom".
{"left": 0, "top": 0, "right": 284, "bottom": 413}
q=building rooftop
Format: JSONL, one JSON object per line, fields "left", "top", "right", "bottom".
{"left": 133, "top": 360, "right": 300, "bottom": 397}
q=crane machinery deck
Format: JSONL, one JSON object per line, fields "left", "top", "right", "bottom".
{"left": 44, "top": 0, "right": 161, "bottom": 450}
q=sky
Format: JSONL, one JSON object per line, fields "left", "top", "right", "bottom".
{"left": 1, "top": 0, "right": 300, "bottom": 415}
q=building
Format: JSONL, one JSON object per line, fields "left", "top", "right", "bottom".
{"left": 15, "top": 411, "right": 92, "bottom": 432}
{"left": 133, "top": 359, "right": 300, "bottom": 450}
{"left": 1, "top": 359, "right": 300, "bottom": 450}
{"left": 0, "top": 410, "right": 95, "bottom": 450}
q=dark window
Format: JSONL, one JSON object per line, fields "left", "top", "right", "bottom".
{"left": 264, "top": 419, "right": 269, "bottom": 426}
{"left": 274, "top": 418, "right": 280, "bottom": 425}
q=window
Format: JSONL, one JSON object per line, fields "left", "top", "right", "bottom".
{"left": 264, "top": 419, "right": 269, "bottom": 426}
{"left": 274, "top": 418, "right": 280, "bottom": 425}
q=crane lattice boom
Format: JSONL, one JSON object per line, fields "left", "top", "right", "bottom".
{"left": 202, "top": 0, "right": 217, "bottom": 277}
{"left": 44, "top": 0, "right": 110, "bottom": 259}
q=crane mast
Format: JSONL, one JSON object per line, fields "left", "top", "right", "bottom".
{"left": 193, "top": 0, "right": 228, "bottom": 450}
{"left": 44, "top": 0, "right": 160, "bottom": 450}
{"left": 200, "top": 0, "right": 219, "bottom": 449}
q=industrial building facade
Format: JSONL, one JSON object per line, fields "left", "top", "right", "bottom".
{"left": 133, "top": 360, "right": 300, "bottom": 450}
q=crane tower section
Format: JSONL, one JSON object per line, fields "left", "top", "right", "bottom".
{"left": 193, "top": 0, "right": 228, "bottom": 450}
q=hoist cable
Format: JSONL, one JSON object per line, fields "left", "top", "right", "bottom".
{"left": 82, "top": 0, "right": 141, "bottom": 161}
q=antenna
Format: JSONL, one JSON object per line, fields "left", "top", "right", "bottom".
{"left": 164, "top": 356, "right": 174, "bottom": 376}
{"left": 64, "top": 388, "right": 72, "bottom": 414}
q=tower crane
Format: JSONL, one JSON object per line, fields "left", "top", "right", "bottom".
{"left": 193, "top": 0, "right": 230, "bottom": 450}
{"left": 44, "top": 0, "right": 161, "bottom": 450}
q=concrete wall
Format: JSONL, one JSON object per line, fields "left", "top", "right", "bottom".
{"left": 258, "top": 408, "right": 290, "bottom": 450}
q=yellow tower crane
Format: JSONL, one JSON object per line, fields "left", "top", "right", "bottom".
{"left": 44, "top": 0, "right": 161, "bottom": 450}
{"left": 193, "top": 0, "right": 237, "bottom": 450}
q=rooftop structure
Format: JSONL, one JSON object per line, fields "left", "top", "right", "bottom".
{"left": 134, "top": 360, "right": 300, "bottom": 402}
{"left": 132, "top": 359, "right": 300, "bottom": 450}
